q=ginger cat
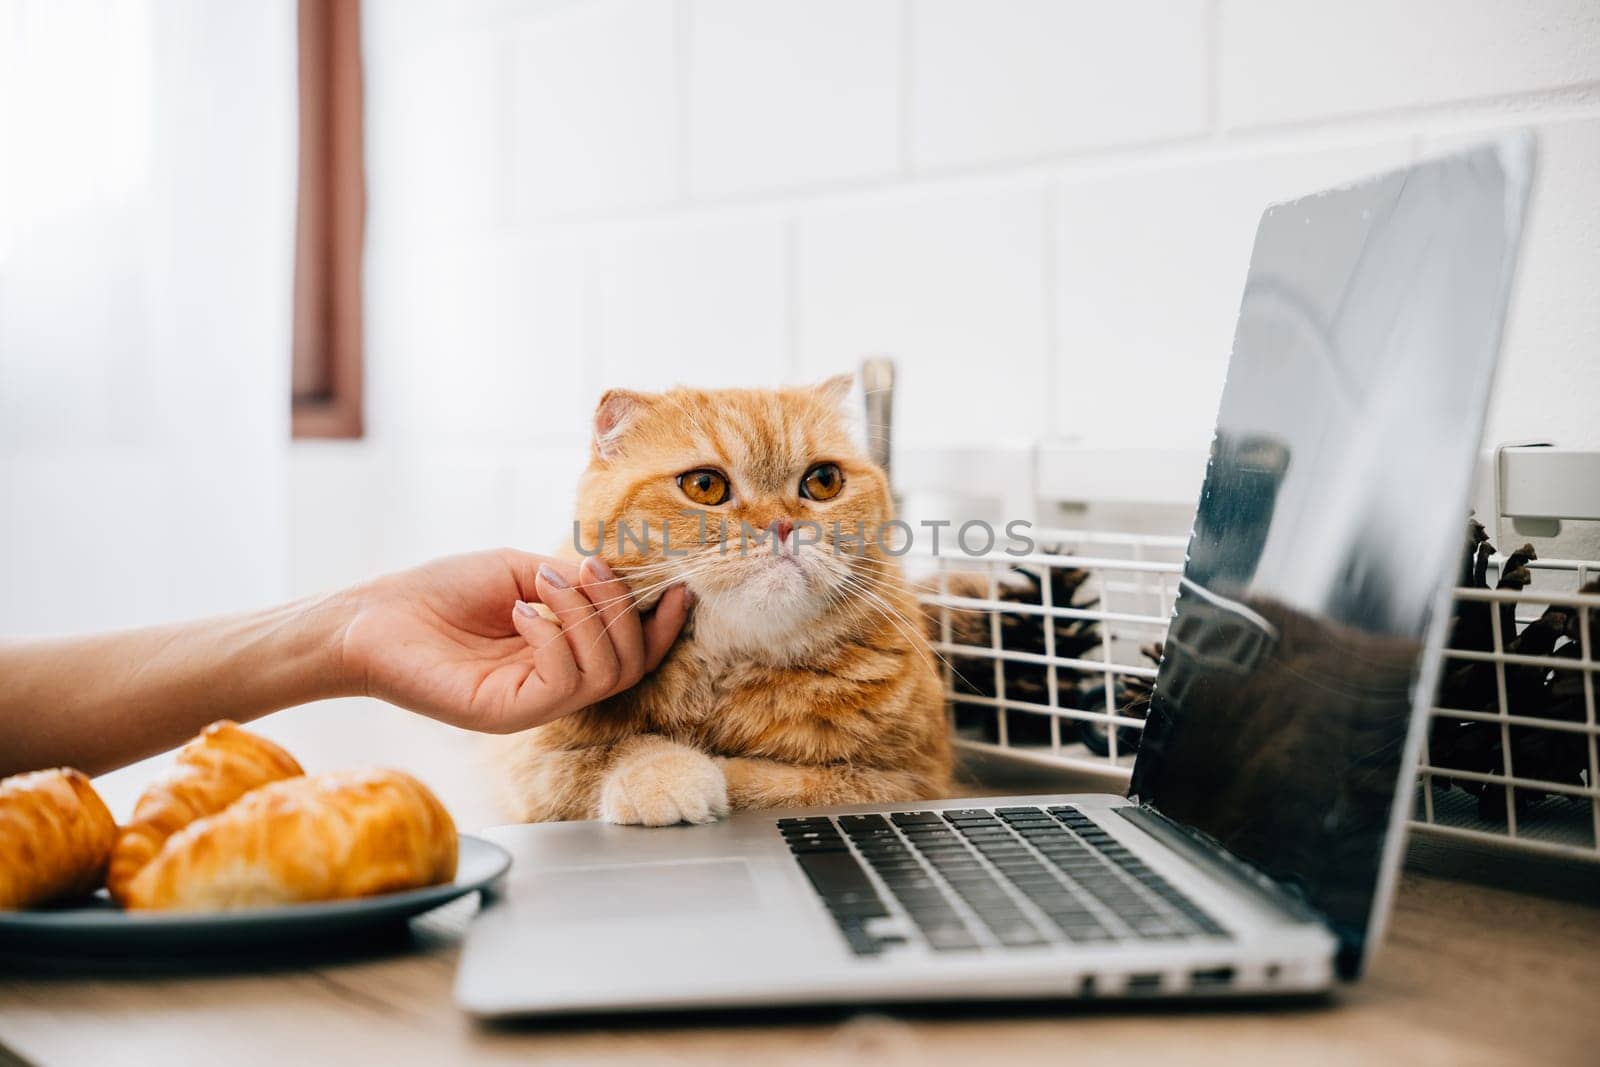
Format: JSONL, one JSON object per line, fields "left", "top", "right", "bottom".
{"left": 495, "top": 376, "right": 952, "bottom": 825}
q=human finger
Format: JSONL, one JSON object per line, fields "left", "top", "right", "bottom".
{"left": 510, "top": 599, "right": 581, "bottom": 714}
{"left": 577, "top": 556, "right": 646, "bottom": 686}
{"left": 535, "top": 564, "right": 620, "bottom": 693}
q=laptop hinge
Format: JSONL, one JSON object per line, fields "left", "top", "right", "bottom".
{"left": 1117, "top": 805, "right": 1324, "bottom": 927}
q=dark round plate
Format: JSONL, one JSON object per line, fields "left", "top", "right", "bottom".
{"left": 0, "top": 833, "right": 510, "bottom": 955}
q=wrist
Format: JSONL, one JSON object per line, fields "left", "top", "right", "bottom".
{"left": 304, "top": 586, "right": 368, "bottom": 701}
{"left": 245, "top": 588, "right": 368, "bottom": 709}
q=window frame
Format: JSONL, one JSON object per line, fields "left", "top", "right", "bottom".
{"left": 291, "top": 0, "right": 364, "bottom": 439}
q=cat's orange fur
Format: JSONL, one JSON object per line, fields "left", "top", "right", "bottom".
{"left": 494, "top": 376, "right": 952, "bottom": 825}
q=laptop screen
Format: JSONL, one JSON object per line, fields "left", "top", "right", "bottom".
{"left": 1128, "top": 137, "right": 1532, "bottom": 978}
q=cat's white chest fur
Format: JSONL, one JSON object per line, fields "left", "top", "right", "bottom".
{"left": 687, "top": 598, "right": 836, "bottom": 666}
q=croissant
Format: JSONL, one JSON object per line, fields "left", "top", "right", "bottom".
{"left": 107, "top": 720, "right": 303, "bottom": 905}
{"left": 124, "top": 768, "right": 458, "bottom": 911}
{"left": 0, "top": 768, "right": 117, "bottom": 909}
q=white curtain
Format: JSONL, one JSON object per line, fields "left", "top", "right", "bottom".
{"left": 0, "top": 0, "right": 296, "bottom": 638}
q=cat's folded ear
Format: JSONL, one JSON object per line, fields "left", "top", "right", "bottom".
{"left": 811, "top": 373, "right": 855, "bottom": 408}
{"left": 593, "top": 389, "right": 651, "bottom": 460}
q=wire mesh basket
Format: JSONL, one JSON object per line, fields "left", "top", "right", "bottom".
{"left": 912, "top": 530, "right": 1600, "bottom": 864}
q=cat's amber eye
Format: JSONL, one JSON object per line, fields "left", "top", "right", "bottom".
{"left": 799, "top": 462, "right": 844, "bottom": 501}
{"left": 677, "top": 468, "right": 731, "bottom": 506}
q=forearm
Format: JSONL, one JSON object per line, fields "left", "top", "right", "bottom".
{"left": 0, "top": 592, "right": 358, "bottom": 778}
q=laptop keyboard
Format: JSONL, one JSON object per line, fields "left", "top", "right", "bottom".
{"left": 778, "top": 805, "right": 1230, "bottom": 957}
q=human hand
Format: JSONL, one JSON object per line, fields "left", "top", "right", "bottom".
{"left": 336, "top": 549, "right": 690, "bottom": 733}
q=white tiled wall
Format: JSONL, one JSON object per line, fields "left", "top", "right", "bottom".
{"left": 599, "top": 217, "right": 791, "bottom": 389}
{"left": 689, "top": 0, "right": 902, "bottom": 196}
{"left": 511, "top": 0, "right": 680, "bottom": 218}
{"left": 797, "top": 184, "right": 1053, "bottom": 448}
{"left": 294, "top": 0, "right": 1600, "bottom": 592}
{"left": 911, "top": 0, "right": 1211, "bottom": 168}
{"left": 1219, "top": 0, "right": 1600, "bottom": 127}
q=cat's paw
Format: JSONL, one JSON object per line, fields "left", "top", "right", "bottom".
{"left": 599, "top": 743, "right": 729, "bottom": 826}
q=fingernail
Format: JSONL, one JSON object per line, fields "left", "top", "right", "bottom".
{"left": 537, "top": 564, "right": 569, "bottom": 590}
{"left": 581, "top": 556, "right": 616, "bottom": 582}
{"left": 514, "top": 600, "right": 538, "bottom": 618}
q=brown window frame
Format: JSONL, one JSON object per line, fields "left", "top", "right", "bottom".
{"left": 291, "top": 0, "right": 364, "bottom": 439}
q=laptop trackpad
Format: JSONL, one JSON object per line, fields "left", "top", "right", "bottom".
{"left": 522, "top": 859, "right": 760, "bottom": 921}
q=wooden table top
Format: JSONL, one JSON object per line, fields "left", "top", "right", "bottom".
{"left": 2, "top": 837, "right": 1597, "bottom": 1067}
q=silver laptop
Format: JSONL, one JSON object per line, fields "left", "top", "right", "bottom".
{"left": 456, "top": 135, "right": 1533, "bottom": 1017}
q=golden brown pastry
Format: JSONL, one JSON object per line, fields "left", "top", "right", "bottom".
{"left": 0, "top": 768, "right": 117, "bottom": 910}
{"left": 107, "top": 720, "right": 303, "bottom": 905}
{"left": 123, "top": 769, "right": 458, "bottom": 911}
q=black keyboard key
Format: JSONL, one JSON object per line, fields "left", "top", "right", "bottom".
{"left": 971, "top": 900, "right": 1026, "bottom": 921}
{"left": 797, "top": 852, "right": 875, "bottom": 895}
{"left": 971, "top": 840, "right": 1029, "bottom": 854}
{"left": 894, "top": 888, "right": 953, "bottom": 910}
{"left": 991, "top": 921, "right": 1048, "bottom": 948}
{"left": 782, "top": 828, "right": 843, "bottom": 843}
{"left": 977, "top": 851, "right": 1034, "bottom": 865}
{"left": 996, "top": 806, "right": 1045, "bottom": 818}
{"left": 872, "top": 863, "right": 926, "bottom": 878}
{"left": 794, "top": 835, "right": 850, "bottom": 849}
{"left": 948, "top": 875, "right": 1009, "bottom": 895}
{"left": 838, "top": 814, "right": 892, "bottom": 834}
{"left": 778, "top": 816, "right": 834, "bottom": 830}
{"left": 954, "top": 893, "right": 1015, "bottom": 914}
{"left": 889, "top": 811, "right": 943, "bottom": 825}
{"left": 1037, "top": 902, "right": 1098, "bottom": 923}
{"left": 923, "top": 923, "right": 980, "bottom": 951}
{"left": 902, "top": 827, "right": 958, "bottom": 840}
{"left": 835, "top": 919, "right": 884, "bottom": 956}
{"left": 826, "top": 895, "right": 891, "bottom": 921}
{"left": 884, "top": 879, "right": 941, "bottom": 896}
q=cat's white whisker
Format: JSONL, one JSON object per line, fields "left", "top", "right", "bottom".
{"left": 835, "top": 569, "right": 982, "bottom": 694}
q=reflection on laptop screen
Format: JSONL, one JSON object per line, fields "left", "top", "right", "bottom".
{"left": 1129, "top": 137, "right": 1533, "bottom": 978}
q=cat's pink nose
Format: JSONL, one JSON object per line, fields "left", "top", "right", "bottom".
{"left": 770, "top": 518, "right": 794, "bottom": 542}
